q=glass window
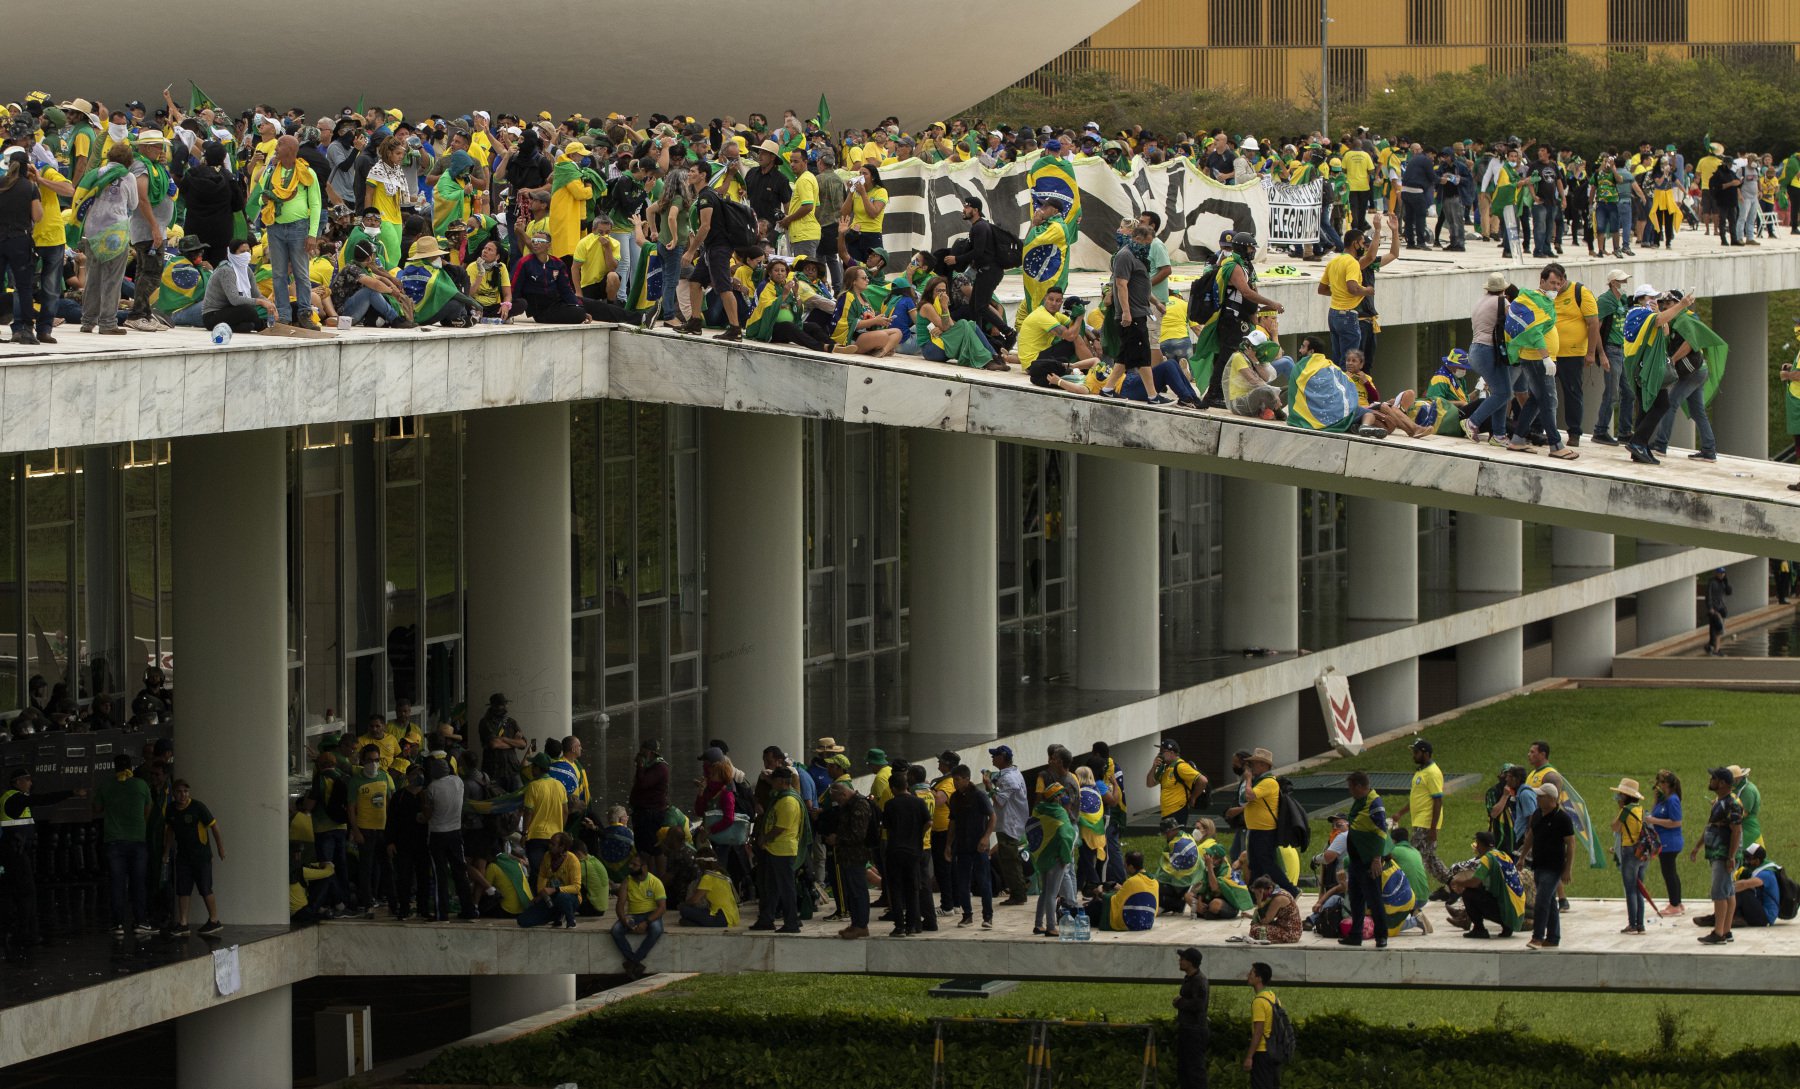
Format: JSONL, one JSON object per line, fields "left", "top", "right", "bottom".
{"left": 572, "top": 406, "right": 599, "bottom": 610}
{"left": 344, "top": 424, "right": 384, "bottom": 655}
{"left": 303, "top": 492, "right": 343, "bottom": 728}
{"left": 0, "top": 456, "right": 18, "bottom": 707}
{"left": 386, "top": 482, "right": 420, "bottom": 705}
{"left": 421, "top": 415, "right": 461, "bottom": 641}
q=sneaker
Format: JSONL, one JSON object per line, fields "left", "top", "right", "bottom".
{"left": 1626, "top": 443, "right": 1659, "bottom": 465}
{"left": 1688, "top": 451, "right": 1716, "bottom": 461}
{"left": 957, "top": 914, "right": 974, "bottom": 928}
{"left": 124, "top": 318, "right": 160, "bottom": 333}
{"left": 715, "top": 326, "right": 744, "bottom": 342}
{"left": 150, "top": 311, "right": 174, "bottom": 329}
{"left": 1558, "top": 897, "right": 1571, "bottom": 912}
{"left": 169, "top": 925, "right": 191, "bottom": 937}
{"left": 1698, "top": 932, "right": 1729, "bottom": 945}
{"left": 1463, "top": 928, "right": 1491, "bottom": 939}
{"left": 776, "top": 924, "right": 802, "bottom": 934}
{"left": 111, "top": 925, "right": 125, "bottom": 938}
{"left": 362, "top": 907, "right": 375, "bottom": 919}
{"left": 134, "top": 923, "right": 155, "bottom": 935}
{"left": 1461, "top": 419, "right": 1480, "bottom": 442}
{"left": 981, "top": 919, "right": 993, "bottom": 930}
{"left": 79, "top": 324, "right": 95, "bottom": 334}
{"left": 1590, "top": 433, "right": 1619, "bottom": 446}
{"left": 198, "top": 920, "right": 224, "bottom": 936}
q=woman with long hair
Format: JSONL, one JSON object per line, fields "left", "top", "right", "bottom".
{"left": 830, "top": 266, "right": 901, "bottom": 356}
{"left": 915, "top": 275, "right": 1002, "bottom": 369}
{"left": 1645, "top": 770, "right": 1684, "bottom": 916}
{"left": 841, "top": 162, "right": 887, "bottom": 263}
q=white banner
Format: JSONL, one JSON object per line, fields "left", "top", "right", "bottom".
{"left": 1316, "top": 666, "right": 1365, "bottom": 757}
{"left": 871, "top": 155, "right": 1270, "bottom": 270}
{"left": 1262, "top": 178, "right": 1324, "bottom": 247}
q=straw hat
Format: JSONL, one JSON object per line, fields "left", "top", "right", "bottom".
{"left": 1248, "top": 747, "right": 1275, "bottom": 767}
{"left": 813, "top": 736, "right": 846, "bottom": 754}
{"left": 1611, "top": 777, "right": 1643, "bottom": 800}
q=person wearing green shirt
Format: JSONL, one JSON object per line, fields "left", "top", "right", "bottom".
{"left": 1452, "top": 831, "right": 1522, "bottom": 938}
{"left": 1341, "top": 770, "right": 1393, "bottom": 947}
{"left": 1732, "top": 765, "right": 1762, "bottom": 859}
{"left": 573, "top": 838, "right": 610, "bottom": 917}
{"left": 246, "top": 134, "right": 323, "bottom": 326}
{"left": 94, "top": 755, "right": 152, "bottom": 935}
{"left": 1591, "top": 269, "right": 1634, "bottom": 445}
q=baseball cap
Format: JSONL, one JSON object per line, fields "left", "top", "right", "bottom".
{"left": 1606, "top": 268, "right": 1629, "bottom": 284}
{"left": 988, "top": 745, "right": 1013, "bottom": 759}
{"left": 1158, "top": 739, "right": 1180, "bottom": 753}
{"left": 1633, "top": 283, "right": 1657, "bottom": 299}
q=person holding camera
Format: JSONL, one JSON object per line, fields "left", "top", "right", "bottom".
{"left": 1145, "top": 740, "right": 1207, "bottom": 827}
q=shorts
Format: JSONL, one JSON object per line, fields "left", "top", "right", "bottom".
{"left": 1710, "top": 858, "right": 1734, "bottom": 901}
{"left": 686, "top": 243, "right": 735, "bottom": 294}
{"left": 1159, "top": 336, "right": 1194, "bottom": 361}
{"left": 788, "top": 239, "right": 819, "bottom": 259}
{"left": 175, "top": 855, "right": 214, "bottom": 897}
{"left": 1700, "top": 192, "right": 1716, "bottom": 216}
{"left": 1027, "top": 340, "right": 1077, "bottom": 388}
{"left": 1115, "top": 319, "right": 1150, "bottom": 367}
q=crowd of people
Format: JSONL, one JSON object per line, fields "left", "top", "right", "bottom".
{"left": 1, "top": 93, "right": 1792, "bottom": 473}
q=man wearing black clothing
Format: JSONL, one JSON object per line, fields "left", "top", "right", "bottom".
{"left": 882, "top": 776, "right": 929, "bottom": 936}
{"left": 1434, "top": 149, "right": 1468, "bottom": 251}
{"left": 744, "top": 141, "right": 792, "bottom": 233}
{"left": 939, "top": 196, "right": 1013, "bottom": 347}
{"left": 1520, "top": 784, "right": 1575, "bottom": 949}
{"left": 1172, "top": 946, "right": 1211, "bottom": 1089}
{"left": 1710, "top": 156, "right": 1741, "bottom": 247}
{"left": 1, "top": 768, "right": 86, "bottom": 961}
{"left": 1530, "top": 148, "right": 1563, "bottom": 258}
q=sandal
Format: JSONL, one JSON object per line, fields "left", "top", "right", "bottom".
{"left": 1503, "top": 442, "right": 1535, "bottom": 453}
{"left": 1549, "top": 448, "right": 1579, "bottom": 460}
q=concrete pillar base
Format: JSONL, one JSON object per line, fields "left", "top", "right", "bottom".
{"left": 178, "top": 986, "right": 292, "bottom": 1089}
{"left": 1552, "top": 602, "right": 1615, "bottom": 678}
{"left": 1225, "top": 694, "right": 1299, "bottom": 768}
{"left": 1352, "top": 658, "right": 1418, "bottom": 735}
{"left": 1636, "top": 543, "right": 1696, "bottom": 647}
{"left": 1458, "top": 629, "right": 1524, "bottom": 704}
{"left": 1727, "top": 557, "right": 1770, "bottom": 612}
{"left": 909, "top": 432, "right": 997, "bottom": 734}
{"left": 470, "top": 975, "right": 578, "bottom": 1036}
{"left": 1075, "top": 456, "right": 1160, "bottom": 692}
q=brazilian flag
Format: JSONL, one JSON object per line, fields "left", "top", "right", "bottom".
{"left": 744, "top": 280, "right": 786, "bottom": 342}
{"left": 489, "top": 852, "right": 530, "bottom": 906}
{"left": 1157, "top": 832, "right": 1202, "bottom": 887}
{"left": 1478, "top": 848, "right": 1526, "bottom": 930}
{"left": 1076, "top": 784, "right": 1107, "bottom": 855}
{"left": 1379, "top": 859, "right": 1416, "bottom": 937}
{"left": 1018, "top": 215, "right": 1069, "bottom": 322}
{"left": 396, "top": 262, "right": 459, "bottom": 323}
{"left": 1188, "top": 253, "right": 1247, "bottom": 392}
{"left": 188, "top": 81, "right": 220, "bottom": 115}
{"left": 1026, "top": 800, "right": 1075, "bottom": 874}
{"left": 626, "top": 243, "right": 663, "bottom": 314}
{"left": 599, "top": 823, "right": 636, "bottom": 883}
{"left": 1503, "top": 287, "right": 1555, "bottom": 364}
{"left": 1622, "top": 303, "right": 1668, "bottom": 411}
{"left": 155, "top": 257, "right": 207, "bottom": 314}
{"left": 1287, "top": 351, "right": 1361, "bottom": 432}
{"left": 1028, "top": 153, "right": 1081, "bottom": 242}
{"left": 66, "top": 162, "right": 131, "bottom": 249}
{"left": 1671, "top": 311, "right": 1729, "bottom": 411}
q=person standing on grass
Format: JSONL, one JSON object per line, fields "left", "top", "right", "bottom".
{"left": 1408, "top": 739, "right": 1449, "bottom": 884}
{"left": 1690, "top": 767, "right": 1744, "bottom": 945}
{"left": 1519, "top": 784, "right": 1573, "bottom": 950}
{"left": 1243, "top": 961, "right": 1283, "bottom": 1088}
{"left": 1645, "top": 770, "right": 1685, "bottom": 916}
{"left": 1172, "top": 946, "right": 1210, "bottom": 1089}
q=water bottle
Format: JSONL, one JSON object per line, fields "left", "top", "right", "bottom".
{"left": 210, "top": 323, "right": 232, "bottom": 346}
{"left": 1058, "top": 909, "right": 1075, "bottom": 942}
{"left": 481, "top": 317, "right": 504, "bottom": 325}
{"left": 1071, "top": 910, "right": 1091, "bottom": 942}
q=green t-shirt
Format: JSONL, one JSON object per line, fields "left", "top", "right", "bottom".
{"left": 169, "top": 799, "right": 218, "bottom": 863}
{"left": 96, "top": 774, "right": 151, "bottom": 843}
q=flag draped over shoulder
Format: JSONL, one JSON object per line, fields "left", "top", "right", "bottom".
{"left": 1028, "top": 154, "right": 1081, "bottom": 243}
{"left": 66, "top": 162, "right": 131, "bottom": 248}
{"left": 1503, "top": 287, "right": 1555, "bottom": 363}
{"left": 396, "top": 263, "right": 459, "bottom": 323}
{"left": 1286, "top": 352, "right": 1361, "bottom": 432}
{"left": 1076, "top": 785, "right": 1108, "bottom": 855}
{"left": 1018, "top": 215, "right": 1069, "bottom": 320}
{"left": 1670, "top": 310, "right": 1729, "bottom": 410}
{"left": 626, "top": 243, "right": 662, "bottom": 313}
{"left": 1025, "top": 800, "right": 1075, "bottom": 873}
{"left": 1622, "top": 304, "right": 1667, "bottom": 411}
{"left": 1482, "top": 849, "right": 1526, "bottom": 928}
{"left": 1560, "top": 780, "right": 1604, "bottom": 870}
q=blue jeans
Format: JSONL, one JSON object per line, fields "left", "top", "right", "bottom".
{"left": 314, "top": 828, "right": 352, "bottom": 908}
{"left": 1, "top": 235, "right": 34, "bottom": 333}
{"left": 1532, "top": 204, "right": 1555, "bottom": 256}
{"left": 1465, "top": 342, "right": 1511, "bottom": 432}
{"left": 170, "top": 302, "right": 206, "bottom": 328}
{"left": 1532, "top": 866, "right": 1562, "bottom": 943}
{"left": 106, "top": 840, "right": 149, "bottom": 927}
{"left": 33, "top": 243, "right": 64, "bottom": 336}
{"left": 1317, "top": 206, "right": 1342, "bottom": 252}
{"left": 951, "top": 848, "right": 993, "bottom": 922}
{"left": 611, "top": 914, "right": 663, "bottom": 963}
{"left": 518, "top": 891, "right": 578, "bottom": 928}
{"left": 266, "top": 219, "right": 313, "bottom": 323}
{"left": 1653, "top": 363, "right": 1715, "bottom": 455}
{"left": 1555, "top": 355, "right": 1587, "bottom": 439}
{"left": 611, "top": 230, "right": 639, "bottom": 305}
{"left": 340, "top": 286, "right": 399, "bottom": 324}
{"left": 1508, "top": 358, "right": 1564, "bottom": 451}
{"left": 1247, "top": 828, "right": 1300, "bottom": 898}
{"left": 1328, "top": 307, "right": 1360, "bottom": 366}
{"left": 1618, "top": 848, "right": 1646, "bottom": 929}
{"left": 1121, "top": 359, "right": 1202, "bottom": 403}
{"left": 837, "top": 855, "right": 870, "bottom": 929}
{"left": 1593, "top": 343, "right": 1632, "bottom": 438}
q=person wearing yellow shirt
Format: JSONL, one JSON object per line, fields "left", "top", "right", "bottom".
{"left": 481, "top": 841, "right": 531, "bottom": 918}
{"left": 521, "top": 754, "right": 567, "bottom": 878}
{"left": 545, "top": 143, "right": 594, "bottom": 261}
{"left": 1318, "top": 228, "right": 1376, "bottom": 364}
{"left": 678, "top": 853, "right": 740, "bottom": 927}
{"left": 842, "top": 163, "right": 888, "bottom": 263}
{"left": 347, "top": 743, "right": 394, "bottom": 917}
{"left": 611, "top": 854, "right": 667, "bottom": 978}
{"left": 1341, "top": 144, "right": 1375, "bottom": 231}
{"left": 23, "top": 157, "right": 74, "bottom": 344}
{"left": 1408, "top": 739, "right": 1450, "bottom": 885}
{"left": 751, "top": 766, "right": 805, "bottom": 933}
{"left": 1502, "top": 264, "right": 1577, "bottom": 459}
{"left": 1146, "top": 739, "right": 1207, "bottom": 824}
{"left": 1242, "top": 748, "right": 1300, "bottom": 898}
{"left": 780, "top": 149, "right": 821, "bottom": 257}
{"left": 1244, "top": 962, "right": 1282, "bottom": 1078}
{"left": 572, "top": 218, "right": 620, "bottom": 301}
{"left": 517, "top": 832, "right": 581, "bottom": 929}
{"left": 929, "top": 752, "right": 959, "bottom": 915}
{"left": 867, "top": 749, "right": 894, "bottom": 810}
{"left": 1549, "top": 266, "right": 1601, "bottom": 445}
{"left": 1017, "top": 290, "right": 1098, "bottom": 394}
{"left": 289, "top": 845, "right": 336, "bottom": 921}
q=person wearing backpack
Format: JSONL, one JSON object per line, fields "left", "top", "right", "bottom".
{"left": 1146, "top": 739, "right": 1207, "bottom": 826}
{"left": 1729, "top": 843, "right": 1782, "bottom": 928}
{"left": 1244, "top": 961, "right": 1291, "bottom": 1087}
{"left": 678, "top": 159, "right": 745, "bottom": 340}
{"left": 938, "top": 196, "right": 1014, "bottom": 347}
{"left": 1611, "top": 777, "right": 1650, "bottom": 935}
{"left": 1242, "top": 748, "right": 1301, "bottom": 898}
{"left": 1549, "top": 268, "right": 1602, "bottom": 446}
{"left": 1645, "top": 770, "right": 1685, "bottom": 916}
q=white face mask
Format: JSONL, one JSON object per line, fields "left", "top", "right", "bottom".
{"left": 109, "top": 123, "right": 128, "bottom": 140}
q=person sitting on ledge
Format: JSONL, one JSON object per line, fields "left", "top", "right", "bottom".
{"left": 1085, "top": 850, "right": 1159, "bottom": 931}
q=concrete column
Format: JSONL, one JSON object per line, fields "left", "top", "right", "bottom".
{"left": 1550, "top": 527, "right": 1615, "bottom": 678}
{"left": 909, "top": 431, "right": 996, "bottom": 733}
{"left": 703, "top": 411, "right": 804, "bottom": 756}
{"left": 178, "top": 987, "right": 293, "bottom": 1089}
{"left": 1346, "top": 497, "right": 1418, "bottom": 732}
{"left": 1222, "top": 479, "right": 1298, "bottom": 763}
{"left": 172, "top": 430, "right": 292, "bottom": 1089}
{"left": 1075, "top": 456, "right": 1160, "bottom": 692}
{"left": 470, "top": 975, "right": 577, "bottom": 1035}
{"left": 1714, "top": 295, "right": 1772, "bottom": 609}
{"left": 1636, "top": 542, "right": 1697, "bottom": 647}
{"left": 465, "top": 404, "right": 572, "bottom": 741}
{"left": 1455, "top": 513, "right": 1522, "bottom": 704}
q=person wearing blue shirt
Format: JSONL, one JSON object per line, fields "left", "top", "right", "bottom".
{"left": 1733, "top": 843, "right": 1780, "bottom": 928}
{"left": 888, "top": 288, "right": 919, "bottom": 354}
{"left": 1646, "top": 771, "right": 1685, "bottom": 916}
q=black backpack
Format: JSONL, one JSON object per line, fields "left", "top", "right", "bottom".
{"left": 1189, "top": 261, "right": 1221, "bottom": 326}
{"left": 713, "top": 195, "right": 759, "bottom": 252}
{"left": 861, "top": 795, "right": 882, "bottom": 851}
{"left": 1266, "top": 998, "right": 1297, "bottom": 1064}
{"left": 731, "top": 776, "right": 759, "bottom": 829}
{"left": 1274, "top": 778, "right": 1310, "bottom": 852}
{"left": 990, "top": 222, "right": 1024, "bottom": 270}
{"left": 1765, "top": 863, "right": 1800, "bottom": 921}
